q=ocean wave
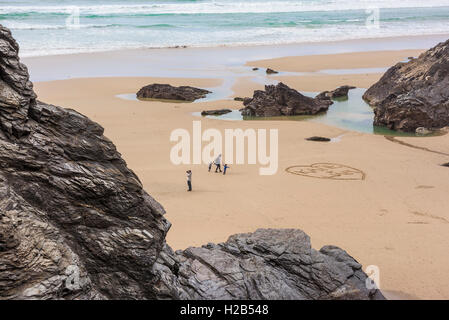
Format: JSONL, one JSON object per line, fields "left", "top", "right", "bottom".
{"left": 3, "top": 22, "right": 121, "bottom": 30}
{"left": 17, "top": 23, "right": 449, "bottom": 58}
{"left": 1, "top": 1, "right": 449, "bottom": 16}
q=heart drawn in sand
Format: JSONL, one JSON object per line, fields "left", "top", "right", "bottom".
{"left": 285, "top": 163, "right": 366, "bottom": 181}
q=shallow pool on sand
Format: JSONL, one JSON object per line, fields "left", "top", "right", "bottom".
{"left": 194, "top": 88, "right": 434, "bottom": 137}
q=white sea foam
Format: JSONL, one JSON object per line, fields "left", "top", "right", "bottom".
{"left": 1, "top": 1, "right": 449, "bottom": 15}
{"left": 2, "top": 0, "right": 448, "bottom": 57}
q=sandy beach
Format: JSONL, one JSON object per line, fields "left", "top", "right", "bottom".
{"left": 31, "top": 41, "right": 449, "bottom": 300}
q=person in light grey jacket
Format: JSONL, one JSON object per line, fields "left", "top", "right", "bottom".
{"left": 214, "top": 154, "right": 222, "bottom": 173}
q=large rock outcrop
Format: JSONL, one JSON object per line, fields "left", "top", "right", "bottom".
{"left": 241, "top": 82, "right": 332, "bottom": 117}
{"left": 153, "top": 229, "right": 384, "bottom": 300}
{"left": 0, "top": 25, "right": 383, "bottom": 300}
{"left": 137, "top": 83, "right": 210, "bottom": 102}
{"left": 363, "top": 39, "right": 449, "bottom": 131}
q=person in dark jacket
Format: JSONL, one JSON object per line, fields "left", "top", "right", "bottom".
{"left": 186, "top": 170, "right": 192, "bottom": 191}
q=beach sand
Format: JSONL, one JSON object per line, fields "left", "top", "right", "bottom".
{"left": 33, "top": 48, "right": 449, "bottom": 300}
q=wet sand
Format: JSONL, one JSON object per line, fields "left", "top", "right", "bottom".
{"left": 32, "top": 42, "right": 449, "bottom": 300}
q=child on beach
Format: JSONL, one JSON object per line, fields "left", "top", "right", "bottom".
{"left": 223, "top": 164, "right": 230, "bottom": 175}
{"left": 186, "top": 170, "right": 192, "bottom": 191}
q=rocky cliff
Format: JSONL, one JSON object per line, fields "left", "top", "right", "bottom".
{"left": 0, "top": 25, "right": 383, "bottom": 300}
{"left": 363, "top": 39, "right": 449, "bottom": 132}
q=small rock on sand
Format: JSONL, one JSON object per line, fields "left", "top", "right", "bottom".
{"left": 201, "top": 109, "right": 232, "bottom": 116}
{"left": 266, "top": 68, "right": 279, "bottom": 74}
{"left": 306, "top": 136, "right": 331, "bottom": 142}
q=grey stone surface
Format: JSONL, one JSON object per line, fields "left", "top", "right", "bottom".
{"left": 137, "top": 83, "right": 211, "bottom": 102}
{"left": 316, "top": 85, "right": 356, "bottom": 100}
{"left": 241, "top": 82, "right": 332, "bottom": 117}
{"left": 201, "top": 109, "right": 232, "bottom": 116}
{"left": 363, "top": 39, "right": 449, "bottom": 132}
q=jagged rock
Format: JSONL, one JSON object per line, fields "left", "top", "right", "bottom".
{"left": 0, "top": 25, "right": 384, "bottom": 300}
{"left": 136, "top": 84, "right": 211, "bottom": 102}
{"left": 153, "top": 229, "right": 384, "bottom": 300}
{"left": 316, "top": 86, "right": 356, "bottom": 100}
{"left": 241, "top": 82, "right": 332, "bottom": 117}
{"left": 442, "top": 163, "right": 449, "bottom": 167}
{"left": 233, "top": 97, "right": 245, "bottom": 101}
{"left": 201, "top": 109, "right": 232, "bottom": 116}
{"left": 363, "top": 39, "right": 449, "bottom": 132}
{"left": 266, "top": 68, "right": 279, "bottom": 74}
{"left": 306, "top": 136, "right": 331, "bottom": 142}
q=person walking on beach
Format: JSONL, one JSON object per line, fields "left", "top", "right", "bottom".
{"left": 186, "top": 170, "right": 192, "bottom": 191}
{"left": 214, "top": 154, "right": 222, "bottom": 173}
{"left": 223, "top": 164, "right": 230, "bottom": 175}
{"left": 208, "top": 162, "right": 212, "bottom": 172}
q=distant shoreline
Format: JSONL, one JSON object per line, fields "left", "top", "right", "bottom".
{"left": 23, "top": 33, "right": 449, "bottom": 83}
{"left": 21, "top": 33, "right": 449, "bottom": 59}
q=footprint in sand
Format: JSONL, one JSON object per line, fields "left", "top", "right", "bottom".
{"left": 410, "top": 211, "right": 449, "bottom": 224}
{"left": 407, "top": 221, "right": 430, "bottom": 225}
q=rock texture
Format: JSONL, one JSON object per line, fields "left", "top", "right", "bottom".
{"left": 0, "top": 25, "right": 384, "bottom": 300}
{"left": 306, "top": 136, "right": 331, "bottom": 142}
{"left": 363, "top": 39, "right": 449, "bottom": 131}
{"left": 316, "top": 85, "right": 356, "bottom": 100}
{"left": 241, "top": 82, "right": 332, "bottom": 117}
{"left": 137, "top": 83, "right": 211, "bottom": 102}
{"left": 201, "top": 109, "right": 232, "bottom": 116}
{"left": 266, "top": 68, "right": 279, "bottom": 74}
{"left": 153, "top": 229, "right": 383, "bottom": 300}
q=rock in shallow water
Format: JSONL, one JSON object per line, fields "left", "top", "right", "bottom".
{"left": 241, "top": 82, "right": 332, "bottom": 117}
{"left": 363, "top": 39, "right": 449, "bottom": 132}
{"left": 0, "top": 25, "right": 384, "bottom": 300}
{"left": 316, "top": 85, "right": 356, "bottom": 100}
{"left": 201, "top": 109, "right": 232, "bottom": 116}
{"left": 137, "top": 83, "right": 211, "bottom": 102}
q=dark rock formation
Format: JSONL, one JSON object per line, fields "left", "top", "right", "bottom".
{"left": 241, "top": 82, "right": 332, "bottom": 117}
{"left": 266, "top": 68, "right": 279, "bottom": 74}
{"left": 153, "top": 229, "right": 384, "bottom": 300}
{"left": 0, "top": 26, "right": 169, "bottom": 300}
{"left": 233, "top": 97, "right": 245, "bottom": 101}
{"left": 0, "top": 25, "right": 384, "bottom": 300}
{"left": 137, "top": 84, "right": 211, "bottom": 102}
{"left": 252, "top": 67, "right": 259, "bottom": 71}
{"left": 363, "top": 39, "right": 449, "bottom": 131}
{"left": 306, "top": 136, "right": 331, "bottom": 142}
{"left": 442, "top": 162, "right": 449, "bottom": 167}
{"left": 201, "top": 109, "right": 232, "bottom": 116}
{"left": 316, "top": 86, "right": 356, "bottom": 100}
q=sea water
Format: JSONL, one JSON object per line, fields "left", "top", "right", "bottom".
{"left": 194, "top": 88, "right": 437, "bottom": 136}
{"left": 1, "top": 0, "right": 448, "bottom": 57}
